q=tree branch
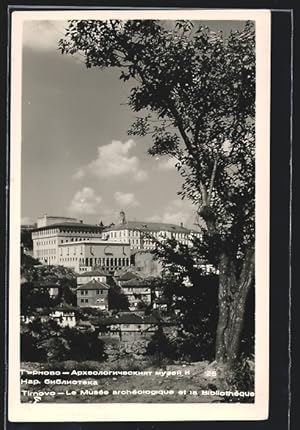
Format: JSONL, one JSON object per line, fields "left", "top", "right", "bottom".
{"left": 207, "top": 155, "right": 219, "bottom": 205}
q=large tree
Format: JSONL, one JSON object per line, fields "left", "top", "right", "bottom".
{"left": 59, "top": 19, "right": 255, "bottom": 368}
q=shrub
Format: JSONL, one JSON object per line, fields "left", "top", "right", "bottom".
{"left": 146, "top": 326, "right": 175, "bottom": 364}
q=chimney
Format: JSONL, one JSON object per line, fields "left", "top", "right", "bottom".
{"left": 80, "top": 220, "right": 83, "bottom": 223}
{"left": 180, "top": 222, "right": 183, "bottom": 227}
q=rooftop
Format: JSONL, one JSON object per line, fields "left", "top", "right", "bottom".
{"left": 32, "top": 222, "right": 104, "bottom": 232}
{"left": 32, "top": 280, "right": 60, "bottom": 287}
{"left": 77, "top": 270, "right": 111, "bottom": 278}
{"left": 77, "top": 279, "right": 110, "bottom": 291}
{"left": 109, "top": 312, "right": 159, "bottom": 325}
{"left": 121, "top": 279, "right": 152, "bottom": 288}
{"left": 104, "top": 221, "right": 192, "bottom": 234}
{"left": 118, "top": 272, "right": 142, "bottom": 282}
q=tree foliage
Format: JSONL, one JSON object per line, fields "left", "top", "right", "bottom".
{"left": 59, "top": 20, "right": 255, "bottom": 253}
{"left": 108, "top": 285, "right": 130, "bottom": 311}
{"left": 21, "top": 318, "right": 106, "bottom": 362}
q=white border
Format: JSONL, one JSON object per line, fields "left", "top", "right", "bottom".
{"left": 8, "top": 9, "right": 270, "bottom": 422}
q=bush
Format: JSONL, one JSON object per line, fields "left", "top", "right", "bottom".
{"left": 21, "top": 318, "right": 106, "bottom": 363}
{"left": 146, "top": 326, "right": 175, "bottom": 364}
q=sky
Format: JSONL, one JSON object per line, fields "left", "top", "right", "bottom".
{"left": 21, "top": 19, "right": 246, "bottom": 228}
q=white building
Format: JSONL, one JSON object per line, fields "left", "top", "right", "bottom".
{"left": 32, "top": 220, "right": 104, "bottom": 265}
{"left": 76, "top": 269, "right": 111, "bottom": 286}
{"left": 58, "top": 240, "right": 131, "bottom": 273}
{"left": 103, "top": 213, "right": 201, "bottom": 251}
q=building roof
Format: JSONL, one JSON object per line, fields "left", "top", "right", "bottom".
{"left": 32, "top": 222, "right": 104, "bottom": 233}
{"left": 77, "top": 270, "right": 111, "bottom": 278}
{"left": 104, "top": 221, "right": 191, "bottom": 234}
{"left": 32, "top": 280, "right": 60, "bottom": 288}
{"left": 77, "top": 279, "right": 110, "bottom": 291}
{"left": 110, "top": 312, "right": 159, "bottom": 325}
{"left": 118, "top": 272, "right": 142, "bottom": 282}
{"left": 121, "top": 279, "right": 152, "bottom": 288}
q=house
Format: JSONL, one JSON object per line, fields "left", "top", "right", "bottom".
{"left": 117, "top": 271, "right": 142, "bottom": 286}
{"left": 21, "top": 308, "right": 76, "bottom": 328}
{"left": 107, "top": 312, "right": 159, "bottom": 340}
{"left": 50, "top": 308, "right": 76, "bottom": 328}
{"left": 31, "top": 280, "right": 60, "bottom": 299}
{"left": 119, "top": 279, "right": 152, "bottom": 310}
{"left": 76, "top": 279, "right": 109, "bottom": 310}
{"left": 76, "top": 269, "right": 111, "bottom": 286}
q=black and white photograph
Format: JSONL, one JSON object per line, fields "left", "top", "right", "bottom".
{"left": 8, "top": 9, "right": 270, "bottom": 422}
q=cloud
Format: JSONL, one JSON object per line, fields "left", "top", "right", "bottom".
{"left": 23, "top": 20, "right": 68, "bottom": 51}
{"left": 73, "top": 139, "right": 148, "bottom": 182}
{"left": 157, "top": 157, "right": 177, "bottom": 171}
{"left": 114, "top": 191, "right": 139, "bottom": 208}
{"left": 147, "top": 199, "right": 197, "bottom": 228}
{"left": 68, "top": 187, "right": 102, "bottom": 215}
{"left": 72, "top": 168, "right": 85, "bottom": 181}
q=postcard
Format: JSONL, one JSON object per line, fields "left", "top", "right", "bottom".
{"left": 8, "top": 8, "right": 270, "bottom": 421}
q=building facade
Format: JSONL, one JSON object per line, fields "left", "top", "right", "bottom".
{"left": 108, "top": 313, "right": 159, "bottom": 339}
{"left": 50, "top": 309, "right": 76, "bottom": 328}
{"left": 103, "top": 215, "right": 201, "bottom": 251}
{"left": 76, "top": 279, "right": 109, "bottom": 310}
{"left": 59, "top": 240, "right": 131, "bottom": 273}
{"left": 119, "top": 279, "right": 152, "bottom": 311}
{"left": 32, "top": 221, "right": 104, "bottom": 266}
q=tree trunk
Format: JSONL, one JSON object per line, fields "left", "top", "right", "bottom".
{"left": 215, "top": 248, "right": 254, "bottom": 369}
